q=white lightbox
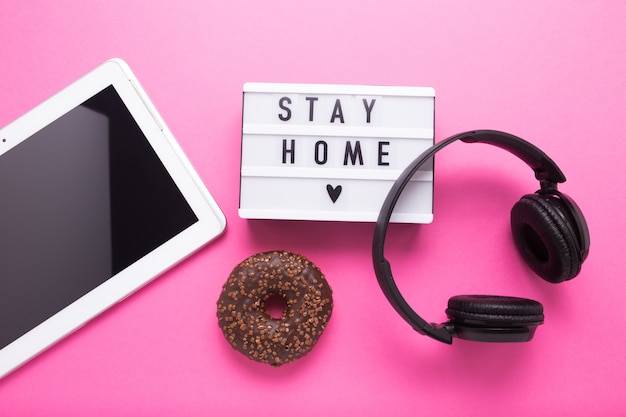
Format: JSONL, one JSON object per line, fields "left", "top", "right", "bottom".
{"left": 240, "top": 83, "right": 435, "bottom": 223}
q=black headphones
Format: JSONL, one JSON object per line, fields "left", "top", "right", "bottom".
{"left": 372, "top": 130, "right": 590, "bottom": 344}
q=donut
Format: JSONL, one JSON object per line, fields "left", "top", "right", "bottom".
{"left": 217, "top": 250, "right": 333, "bottom": 366}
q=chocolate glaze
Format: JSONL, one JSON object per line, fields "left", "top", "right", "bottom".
{"left": 217, "top": 251, "right": 333, "bottom": 366}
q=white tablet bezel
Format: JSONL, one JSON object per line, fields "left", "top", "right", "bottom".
{"left": 0, "top": 59, "right": 226, "bottom": 378}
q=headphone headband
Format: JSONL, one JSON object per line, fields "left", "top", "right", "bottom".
{"left": 458, "top": 130, "right": 566, "bottom": 183}
{"left": 372, "top": 130, "right": 567, "bottom": 344}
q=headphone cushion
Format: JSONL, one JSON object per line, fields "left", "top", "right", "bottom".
{"left": 510, "top": 194, "right": 580, "bottom": 283}
{"left": 446, "top": 295, "right": 544, "bottom": 325}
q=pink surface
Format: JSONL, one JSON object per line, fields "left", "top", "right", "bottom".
{"left": 1, "top": 1, "right": 625, "bottom": 415}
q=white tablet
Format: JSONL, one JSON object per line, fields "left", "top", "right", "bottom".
{"left": 0, "top": 59, "right": 226, "bottom": 378}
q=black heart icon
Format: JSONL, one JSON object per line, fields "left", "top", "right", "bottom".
{"left": 326, "top": 184, "right": 342, "bottom": 203}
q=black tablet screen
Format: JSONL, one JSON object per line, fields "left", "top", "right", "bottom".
{"left": 0, "top": 85, "right": 198, "bottom": 349}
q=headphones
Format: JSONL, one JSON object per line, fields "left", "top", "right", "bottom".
{"left": 372, "top": 130, "right": 590, "bottom": 344}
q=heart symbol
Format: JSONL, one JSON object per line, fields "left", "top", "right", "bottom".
{"left": 326, "top": 184, "right": 342, "bottom": 203}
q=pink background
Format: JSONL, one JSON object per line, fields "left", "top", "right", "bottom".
{"left": 1, "top": 1, "right": 625, "bottom": 415}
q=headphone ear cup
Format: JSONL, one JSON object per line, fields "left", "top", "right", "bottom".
{"left": 446, "top": 295, "right": 544, "bottom": 342}
{"left": 446, "top": 295, "right": 544, "bottom": 325}
{"left": 510, "top": 194, "right": 581, "bottom": 283}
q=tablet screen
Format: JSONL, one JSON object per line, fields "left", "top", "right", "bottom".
{"left": 0, "top": 85, "right": 198, "bottom": 349}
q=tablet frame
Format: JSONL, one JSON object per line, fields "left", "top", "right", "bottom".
{"left": 0, "top": 59, "right": 226, "bottom": 378}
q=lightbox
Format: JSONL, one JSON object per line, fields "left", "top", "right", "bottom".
{"left": 240, "top": 83, "right": 435, "bottom": 223}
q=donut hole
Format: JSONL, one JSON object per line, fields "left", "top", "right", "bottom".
{"left": 264, "top": 293, "right": 288, "bottom": 319}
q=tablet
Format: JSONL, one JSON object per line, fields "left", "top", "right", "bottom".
{"left": 0, "top": 59, "right": 226, "bottom": 378}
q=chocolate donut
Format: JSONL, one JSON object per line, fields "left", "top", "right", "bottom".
{"left": 217, "top": 250, "right": 333, "bottom": 366}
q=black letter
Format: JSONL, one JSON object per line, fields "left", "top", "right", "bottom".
{"left": 282, "top": 139, "right": 295, "bottom": 164}
{"left": 363, "top": 98, "right": 376, "bottom": 123}
{"left": 278, "top": 97, "right": 292, "bottom": 121}
{"left": 306, "top": 97, "right": 318, "bottom": 121}
{"left": 330, "top": 99, "right": 345, "bottom": 123}
{"left": 378, "top": 141, "right": 390, "bottom": 166}
{"left": 314, "top": 140, "right": 328, "bottom": 165}
{"left": 344, "top": 141, "right": 364, "bottom": 165}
